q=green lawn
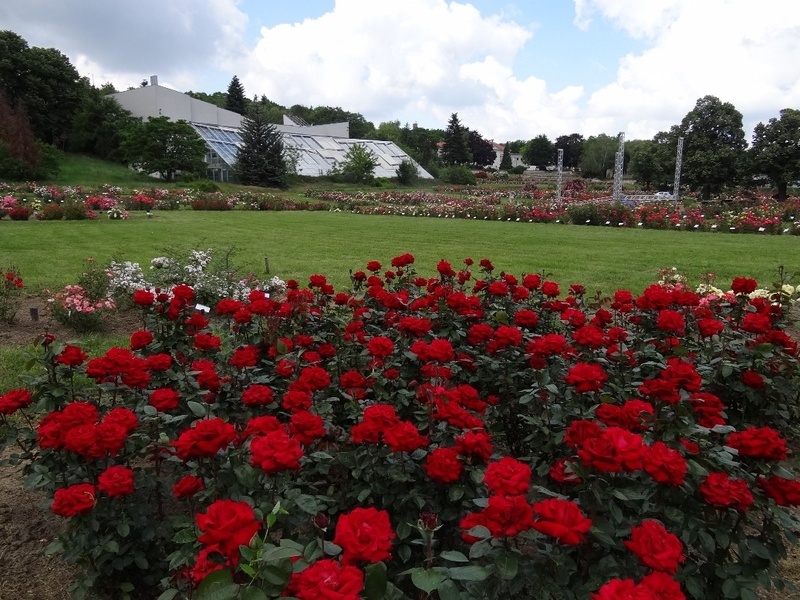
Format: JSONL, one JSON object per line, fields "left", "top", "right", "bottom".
{"left": 2, "top": 210, "right": 798, "bottom": 295}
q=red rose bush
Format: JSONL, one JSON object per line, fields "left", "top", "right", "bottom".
{"left": 1, "top": 253, "right": 799, "bottom": 599}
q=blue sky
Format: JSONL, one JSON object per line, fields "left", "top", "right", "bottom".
{"left": 2, "top": 0, "right": 798, "bottom": 142}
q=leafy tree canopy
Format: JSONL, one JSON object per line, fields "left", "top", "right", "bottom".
{"left": 120, "top": 116, "right": 207, "bottom": 182}
{"left": 750, "top": 108, "right": 800, "bottom": 200}
{"left": 468, "top": 129, "right": 496, "bottom": 167}
{"left": 554, "top": 133, "right": 585, "bottom": 170}
{"left": 523, "top": 134, "right": 555, "bottom": 170}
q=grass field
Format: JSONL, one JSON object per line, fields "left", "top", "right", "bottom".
{"left": 1, "top": 209, "right": 798, "bottom": 295}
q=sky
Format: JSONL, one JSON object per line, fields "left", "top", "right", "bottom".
{"left": 2, "top": 0, "right": 799, "bottom": 143}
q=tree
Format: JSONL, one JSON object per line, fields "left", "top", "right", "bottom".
{"left": 441, "top": 113, "right": 471, "bottom": 165}
{"left": 679, "top": 95, "right": 746, "bottom": 200}
{"left": 628, "top": 133, "right": 677, "bottom": 191}
{"left": 578, "top": 134, "right": 619, "bottom": 179}
{"left": 554, "top": 133, "right": 585, "bottom": 169}
{"left": 0, "top": 91, "right": 59, "bottom": 179}
{"left": 395, "top": 159, "right": 418, "bottom": 185}
{"left": 0, "top": 31, "right": 84, "bottom": 146}
{"left": 121, "top": 116, "right": 207, "bottom": 182}
{"left": 522, "top": 135, "right": 555, "bottom": 170}
{"left": 69, "top": 85, "right": 137, "bottom": 161}
{"left": 235, "top": 110, "right": 289, "bottom": 188}
{"left": 468, "top": 129, "right": 496, "bottom": 167}
{"left": 499, "top": 143, "right": 513, "bottom": 170}
{"left": 749, "top": 108, "right": 800, "bottom": 200}
{"left": 333, "top": 143, "right": 379, "bottom": 184}
{"left": 505, "top": 140, "right": 526, "bottom": 154}
{"left": 225, "top": 76, "right": 247, "bottom": 115}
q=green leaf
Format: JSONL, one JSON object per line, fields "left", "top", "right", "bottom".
{"left": 187, "top": 400, "right": 207, "bottom": 417}
{"left": 294, "top": 494, "right": 319, "bottom": 515}
{"left": 155, "top": 590, "right": 179, "bottom": 600}
{"left": 439, "top": 550, "right": 469, "bottom": 563}
{"left": 116, "top": 522, "right": 131, "bottom": 537}
{"left": 195, "top": 570, "right": 238, "bottom": 600}
{"left": 494, "top": 553, "right": 518, "bottom": 579}
{"left": 364, "top": 562, "right": 388, "bottom": 600}
{"left": 240, "top": 587, "right": 269, "bottom": 600}
{"left": 411, "top": 568, "right": 447, "bottom": 593}
{"left": 447, "top": 565, "right": 489, "bottom": 581}
{"left": 263, "top": 546, "right": 302, "bottom": 563}
{"left": 436, "top": 578, "right": 461, "bottom": 600}
{"left": 740, "top": 589, "right": 759, "bottom": 600}
{"left": 722, "top": 578, "right": 739, "bottom": 599}
{"left": 173, "top": 528, "right": 198, "bottom": 543}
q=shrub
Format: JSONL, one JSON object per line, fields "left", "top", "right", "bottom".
{"left": 395, "top": 159, "right": 419, "bottom": 186}
{"left": 567, "top": 202, "right": 603, "bottom": 225}
{"left": 0, "top": 266, "right": 24, "bottom": 323}
{"left": 37, "top": 203, "right": 64, "bottom": 220}
{"left": 510, "top": 165, "right": 527, "bottom": 175}
{"left": 8, "top": 206, "right": 31, "bottom": 220}
{"left": 62, "top": 201, "right": 89, "bottom": 220}
{"left": 440, "top": 165, "right": 477, "bottom": 185}
{"left": 2, "top": 256, "right": 800, "bottom": 600}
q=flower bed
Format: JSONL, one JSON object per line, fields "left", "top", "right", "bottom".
{"left": 2, "top": 255, "right": 799, "bottom": 599}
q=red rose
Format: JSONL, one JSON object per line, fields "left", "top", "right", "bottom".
{"left": 241, "top": 415, "right": 282, "bottom": 440}
{"left": 333, "top": 506, "right": 395, "bottom": 565}
{"left": 150, "top": 387, "right": 181, "bottom": 412}
{"left": 289, "top": 411, "right": 326, "bottom": 446}
{"left": 697, "top": 318, "right": 724, "bottom": 337}
{"left": 483, "top": 457, "right": 531, "bottom": 495}
{"left": 731, "top": 277, "right": 757, "bottom": 295}
{"left": 624, "top": 520, "right": 684, "bottom": 574}
{"left": 656, "top": 309, "right": 685, "bottom": 335}
{"left": 196, "top": 499, "right": 261, "bottom": 558}
{"left": 282, "top": 388, "right": 313, "bottom": 412}
{"left": 592, "top": 579, "right": 654, "bottom": 600}
{"left": 759, "top": 475, "right": 800, "bottom": 506}
{"left": 640, "top": 572, "right": 685, "bottom": 600}
{"left": 531, "top": 498, "right": 592, "bottom": 545}
{"left": 97, "top": 465, "right": 135, "bottom": 498}
{"left": 741, "top": 370, "right": 765, "bottom": 389}
{"left": 104, "top": 407, "right": 139, "bottom": 433}
{"left": 549, "top": 458, "right": 582, "bottom": 484}
{"left": 238, "top": 384, "right": 274, "bottom": 407}
{"left": 132, "top": 289, "right": 155, "bottom": 306}
{"left": 193, "top": 333, "right": 222, "bottom": 352}
{"left": 350, "top": 404, "right": 399, "bottom": 444}
{"left": 481, "top": 494, "right": 535, "bottom": 538}
{"left": 250, "top": 429, "right": 304, "bottom": 474}
{"left": 541, "top": 281, "right": 560, "bottom": 297}
{"left": 700, "top": 472, "right": 753, "bottom": 511}
{"left": 230, "top": 345, "right": 259, "bottom": 368}
{"left": 741, "top": 312, "right": 772, "bottom": 334}
{"left": 572, "top": 325, "right": 605, "bottom": 349}
{"left": 366, "top": 336, "right": 394, "bottom": 358}
{"left": 384, "top": 421, "right": 429, "bottom": 453}
{"left": 425, "top": 447, "right": 463, "bottom": 483}
{"left": 565, "top": 362, "right": 608, "bottom": 393}
{"left": 56, "top": 344, "right": 88, "bottom": 366}
{"left": 513, "top": 309, "right": 539, "bottom": 329}
{"left": 564, "top": 419, "right": 602, "bottom": 448}
{"left": 454, "top": 430, "right": 493, "bottom": 463}
{"left": 173, "top": 418, "right": 237, "bottom": 461}
{"left": 94, "top": 422, "right": 127, "bottom": 457}
{"left": 643, "top": 442, "right": 687, "bottom": 486}
{"left": 288, "top": 559, "right": 364, "bottom": 600}
{"left": 0, "top": 388, "right": 33, "bottom": 415}
{"left": 129, "top": 329, "right": 153, "bottom": 350}
{"left": 298, "top": 365, "right": 331, "bottom": 391}
{"left": 726, "top": 426, "right": 787, "bottom": 460}
{"left": 188, "top": 544, "right": 233, "bottom": 586}
{"left": 578, "top": 427, "right": 644, "bottom": 472}
{"left": 366, "top": 260, "right": 382, "bottom": 272}
{"left": 173, "top": 475, "right": 205, "bottom": 499}
{"left": 145, "top": 353, "right": 173, "bottom": 371}
{"left": 52, "top": 483, "right": 96, "bottom": 517}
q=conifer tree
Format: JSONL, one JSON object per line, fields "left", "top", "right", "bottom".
{"left": 499, "top": 143, "right": 513, "bottom": 170}
{"left": 440, "top": 113, "right": 471, "bottom": 165}
{"left": 235, "top": 109, "right": 288, "bottom": 188}
{"left": 225, "top": 76, "right": 247, "bottom": 115}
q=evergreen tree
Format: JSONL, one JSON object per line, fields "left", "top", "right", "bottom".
{"left": 440, "top": 113, "right": 471, "bottom": 165}
{"left": 225, "top": 76, "right": 247, "bottom": 115}
{"left": 235, "top": 110, "right": 288, "bottom": 188}
{"left": 499, "top": 143, "right": 512, "bottom": 170}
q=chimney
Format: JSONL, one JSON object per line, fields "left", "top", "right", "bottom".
{"left": 150, "top": 75, "right": 158, "bottom": 86}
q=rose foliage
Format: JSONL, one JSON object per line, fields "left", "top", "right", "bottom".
{"left": 1, "top": 254, "right": 800, "bottom": 600}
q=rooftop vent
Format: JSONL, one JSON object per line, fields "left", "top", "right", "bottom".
{"left": 150, "top": 75, "right": 158, "bottom": 86}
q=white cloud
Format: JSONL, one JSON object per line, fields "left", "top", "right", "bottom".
{"left": 238, "top": 0, "right": 586, "bottom": 140}
{"left": 578, "top": 0, "right": 800, "bottom": 139}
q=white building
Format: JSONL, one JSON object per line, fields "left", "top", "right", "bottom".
{"left": 112, "top": 76, "right": 431, "bottom": 181}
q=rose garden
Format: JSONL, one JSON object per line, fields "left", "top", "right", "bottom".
{"left": 1, "top": 182, "right": 800, "bottom": 600}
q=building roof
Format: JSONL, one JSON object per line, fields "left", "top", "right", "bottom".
{"left": 112, "top": 83, "right": 431, "bottom": 179}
